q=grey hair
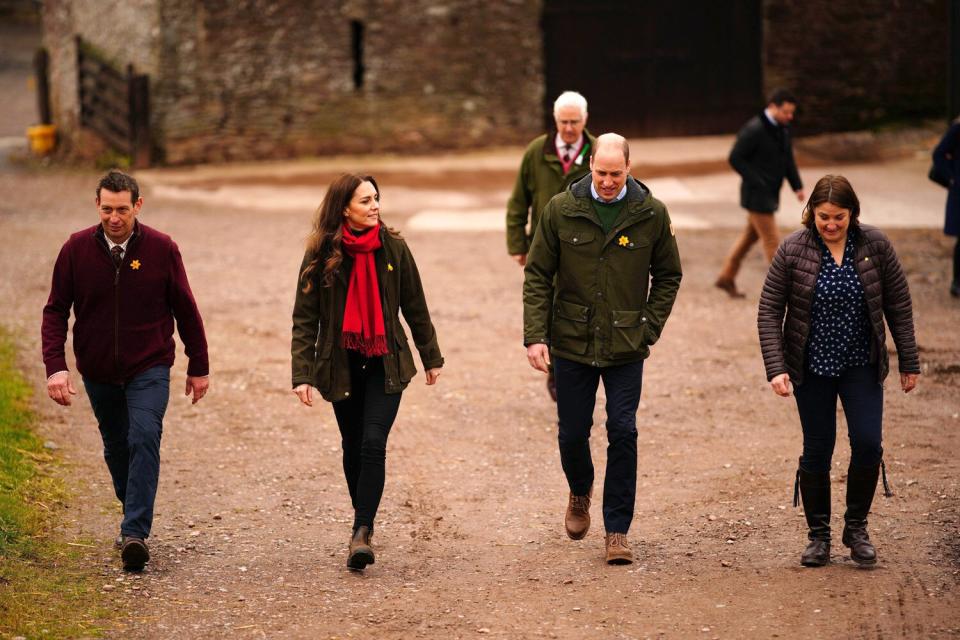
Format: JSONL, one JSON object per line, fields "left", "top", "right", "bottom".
{"left": 553, "top": 91, "right": 588, "bottom": 118}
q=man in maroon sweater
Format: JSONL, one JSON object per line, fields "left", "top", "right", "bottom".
{"left": 42, "top": 170, "right": 209, "bottom": 571}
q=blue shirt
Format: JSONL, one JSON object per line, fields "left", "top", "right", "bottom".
{"left": 806, "top": 229, "right": 871, "bottom": 377}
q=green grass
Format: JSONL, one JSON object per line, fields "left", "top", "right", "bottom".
{"left": 0, "top": 329, "right": 111, "bottom": 638}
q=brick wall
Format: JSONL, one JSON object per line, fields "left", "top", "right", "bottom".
{"left": 763, "top": 0, "right": 949, "bottom": 134}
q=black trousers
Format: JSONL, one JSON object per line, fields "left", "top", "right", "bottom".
{"left": 794, "top": 365, "right": 883, "bottom": 474}
{"left": 554, "top": 356, "right": 644, "bottom": 534}
{"left": 331, "top": 353, "right": 402, "bottom": 531}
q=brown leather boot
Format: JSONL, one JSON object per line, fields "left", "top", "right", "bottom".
{"left": 604, "top": 532, "right": 633, "bottom": 565}
{"left": 347, "top": 525, "right": 375, "bottom": 570}
{"left": 714, "top": 277, "right": 745, "bottom": 299}
{"left": 564, "top": 486, "right": 592, "bottom": 540}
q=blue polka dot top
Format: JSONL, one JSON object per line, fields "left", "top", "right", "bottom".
{"left": 806, "top": 229, "right": 871, "bottom": 377}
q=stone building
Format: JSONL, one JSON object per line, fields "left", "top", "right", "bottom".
{"left": 40, "top": 0, "right": 953, "bottom": 165}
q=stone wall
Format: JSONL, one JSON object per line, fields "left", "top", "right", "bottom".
{"left": 763, "top": 0, "right": 949, "bottom": 134}
{"left": 153, "top": 0, "right": 544, "bottom": 164}
{"left": 40, "top": 0, "right": 952, "bottom": 163}
{"left": 42, "top": 0, "right": 160, "bottom": 154}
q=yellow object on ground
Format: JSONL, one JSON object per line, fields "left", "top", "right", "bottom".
{"left": 26, "top": 124, "right": 57, "bottom": 155}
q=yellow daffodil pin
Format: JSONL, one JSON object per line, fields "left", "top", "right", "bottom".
{"left": 387, "top": 263, "right": 394, "bottom": 271}
{"left": 130, "top": 260, "right": 141, "bottom": 270}
{"left": 618, "top": 235, "right": 629, "bottom": 247}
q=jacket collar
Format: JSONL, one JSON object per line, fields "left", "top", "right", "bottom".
{"left": 93, "top": 220, "right": 143, "bottom": 250}
{"left": 569, "top": 174, "right": 650, "bottom": 205}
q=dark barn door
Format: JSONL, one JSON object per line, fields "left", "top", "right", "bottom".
{"left": 542, "top": 0, "right": 762, "bottom": 136}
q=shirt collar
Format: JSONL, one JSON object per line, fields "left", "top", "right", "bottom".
{"left": 105, "top": 234, "right": 132, "bottom": 252}
{"left": 555, "top": 133, "right": 583, "bottom": 156}
{"left": 763, "top": 108, "right": 779, "bottom": 127}
{"left": 590, "top": 182, "right": 627, "bottom": 203}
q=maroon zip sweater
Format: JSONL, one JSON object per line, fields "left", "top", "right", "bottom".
{"left": 42, "top": 222, "right": 209, "bottom": 383}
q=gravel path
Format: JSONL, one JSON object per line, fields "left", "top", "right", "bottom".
{"left": 0, "top": 165, "right": 957, "bottom": 639}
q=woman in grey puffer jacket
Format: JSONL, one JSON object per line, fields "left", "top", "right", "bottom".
{"left": 758, "top": 175, "right": 920, "bottom": 568}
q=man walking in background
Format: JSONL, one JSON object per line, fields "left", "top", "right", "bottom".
{"left": 507, "top": 90, "right": 595, "bottom": 400}
{"left": 523, "top": 134, "right": 682, "bottom": 564}
{"left": 42, "top": 170, "right": 209, "bottom": 571}
{"left": 716, "top": 88, "right": 805, "bottom": 298}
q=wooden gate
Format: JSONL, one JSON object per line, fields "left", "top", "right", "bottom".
{"left": 542, "top": 0, "right": 762, "bottom": 137}
{"left": 76, "top": 37, "right": 151, "bottom": 167}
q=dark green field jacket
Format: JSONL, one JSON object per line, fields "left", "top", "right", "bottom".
{"left": 505, "top": 130, "right": 595, "bottom": 256}
{"left": 291, "top": 227, "right": 443, "bottom": 402}
{"left": 523, "top": 175, "right": 682, "bottom": 366}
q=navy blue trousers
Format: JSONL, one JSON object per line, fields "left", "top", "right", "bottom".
{"left": 794, "top": 365, "right": 883, "bottom": 474}
{"left": 554, "top": 356, "right": 643, "bottom": 534}
{"left": 83, "top": 365, "right": 170, "bottom": 539}
{"left": 332, "top": 353, "right": 402, "bottom": 532}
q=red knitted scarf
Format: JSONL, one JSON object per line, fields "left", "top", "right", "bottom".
{"left": 340, "top": 223, "right": 388, "bottom": 357}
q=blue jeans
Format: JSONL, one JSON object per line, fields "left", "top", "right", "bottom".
{"left": 83, "top": 365, "right": 170, "bottom": 539}
{"left": 794, "top": 365, "right": 883, "bottom": 474}
{"left": 554, "top": 356, "right": 644, "bottom": 534}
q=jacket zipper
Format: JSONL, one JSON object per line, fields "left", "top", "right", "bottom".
{"left": 114, "top": 264, "right": 120, "bottom": 377}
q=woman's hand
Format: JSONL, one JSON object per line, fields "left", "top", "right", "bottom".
{"left": 770, "top": 373, "right": 793, "bottom": 397}
{"left": 293, "top": 384, "right": 314, "bottom": 406}
{"left": 900, "top": 372, "right": 919, "bottom": 393}
{"left": 425, "top": 368, "right": 441, "bottom": 385}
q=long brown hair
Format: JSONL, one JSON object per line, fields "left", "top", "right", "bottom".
{"left": 300, "top": 174, "right": 380, "bottom": 292}
{"left": 800, "top": 174, "right": 861, "bottom": 230}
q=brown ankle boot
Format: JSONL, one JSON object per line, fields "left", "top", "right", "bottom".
{"left": 347, "top": 525, "right": 375, "bottom": 570}
{"left": 604, "top": 532, "right": 633, "bottom": 565}
{"left": 565, "top": 487, "right": 592, "bottom": 540}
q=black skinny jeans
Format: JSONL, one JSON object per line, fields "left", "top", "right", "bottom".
{"left": 794, "top": 365, "right": 883, "bottom": 474}
{"left": 332, "top": 352, "right": 402, "bottom": 532}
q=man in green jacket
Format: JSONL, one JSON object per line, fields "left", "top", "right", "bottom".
{"left": 523, "top": 133, "right": 682, "bottom": 565}
{"left": 507, "top": 90, "right": 595, "bottom": 400}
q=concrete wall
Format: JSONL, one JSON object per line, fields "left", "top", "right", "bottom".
{"left": 763, "top": 0, "right": 949, "bottom": 133}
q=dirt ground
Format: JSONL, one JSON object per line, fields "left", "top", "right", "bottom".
{"left": 0, "top": 162, "right": 958, "bottom": 640}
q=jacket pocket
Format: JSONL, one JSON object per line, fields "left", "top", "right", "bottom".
{"left": 313, "top": 338, "right": 334, "bottom": 393}
{"left": 559, "top": 229, "right": 596, "bottom": 247}
{"left": 552, "top": 299, "right": 590, "bottom": 355}
{"left": 609, "top": 309, "right": 646, "bottom": 355}
{"left": 395, "top": 332, "right": 417, "bottom": 384}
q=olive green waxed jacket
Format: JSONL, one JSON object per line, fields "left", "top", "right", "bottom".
{"left": 291, "top": 227, "right": 443, "bottom": 402}
{"left": 505, "top": 130, "right": 595, "bottom": 256}
{"left": 523, "top": 175, "right": 682, "bottom": 366}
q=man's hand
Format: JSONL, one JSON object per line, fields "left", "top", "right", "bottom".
{"left": 425, "top": 369, "right": 441, "bottom": 385}
{"left": 47, "top": 371, "right": 76, "bottom": 406}
{"left": 185, "top": 375, "right": 209, "bottom": 404}
{"left": 795, "top": 189, "right": 806, "bottom": 202}
{"left": 510, "top": 254, "right": 527, "bottom": 267}
{"left": 526, "top": 343, "right": 550, "bottom": 373}
{"left": 770, "top": 373, "right": 793, "bottom": 397}
{"left": 900, "top": 372, "right": 919, "bottom": 393}
{"left": 293, "top": 383, "right": 314, "bottom": 406}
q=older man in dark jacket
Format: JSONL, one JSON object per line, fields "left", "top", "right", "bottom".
{"left": 524, "top": 133, "right": 682, "bottom": 565}
{"left": 716, "top": 89, "right": 805, "bottom": 298}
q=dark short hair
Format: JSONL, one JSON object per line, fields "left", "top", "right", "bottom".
{"left": 767, "top": 88, "right": 797, "bottom": 107}
{"left": 801, "top": 175, "right": 860, "bottom": 230}
{"left": 96, "top": 170, "right": 140, "bottom": 203}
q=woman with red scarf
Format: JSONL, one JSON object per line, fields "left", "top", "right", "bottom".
{"left": 291, "top": 174, "right": 443, "bottom": 571}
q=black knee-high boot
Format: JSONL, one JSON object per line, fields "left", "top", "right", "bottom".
{"left": 796, "top": 464, "right": 831, "bottom": 567}
{"left": 842, "top": 463, "right": 880, "bottom": 566}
